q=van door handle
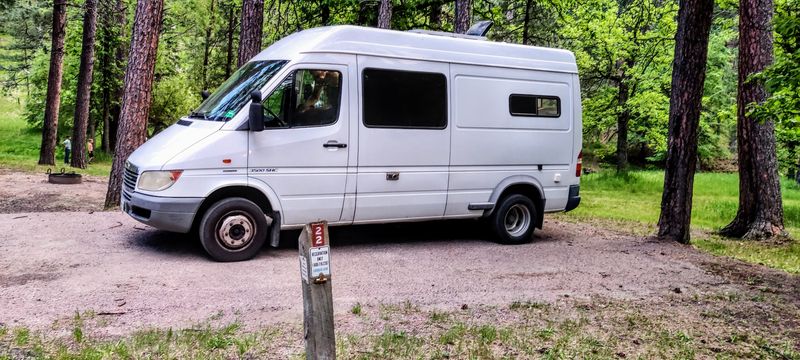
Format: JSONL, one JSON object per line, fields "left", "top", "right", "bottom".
{"left": 323, "top": 141, "right": 347, "bottom": 148}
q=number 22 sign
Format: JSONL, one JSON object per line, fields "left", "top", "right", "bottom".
{"left": 310, "top": 222, "right": 327, "bottom": 247}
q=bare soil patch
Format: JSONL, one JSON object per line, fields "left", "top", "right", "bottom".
{"left": 0, "top": 170, "right": 106, "bottom": 213}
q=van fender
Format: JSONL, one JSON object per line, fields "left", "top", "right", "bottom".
{"left": 486, "top": 175, "right": 546, "bottom": 228}
{"left": 245, "top": 177, "right": 284, "bottom": 216}
{"left": 242, "top": 177, "right": 284, "bottom": 247}
{"left": 201, "top": 177, "right": 249, "bottom": 196}
{"left": 197, "top": 178, "right": 284, "bottom": 247}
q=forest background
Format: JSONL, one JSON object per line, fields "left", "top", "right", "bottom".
{"left": 1, "top": 0, "right": 798, "bottom": 175}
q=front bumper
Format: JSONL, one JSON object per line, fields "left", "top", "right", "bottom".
{"left": 122, "top": 192, "right": 203, "bottom": 233}
{"left": 564, "top": 184, "right": 581, "bottom": 212}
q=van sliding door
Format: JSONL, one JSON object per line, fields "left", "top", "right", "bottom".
{"left": 353, "top": 56, "right": 450, "bottom": 222}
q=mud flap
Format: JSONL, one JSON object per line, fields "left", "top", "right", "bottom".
{"left": 268, "top": 211, "right": 281, "bottom": 247}
{"left": 535, "top": 197, "right": 545, "bottom": 229}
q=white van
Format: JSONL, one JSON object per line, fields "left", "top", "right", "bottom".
{"left": 122, "top": 25, "right": 582, "bottom": 262}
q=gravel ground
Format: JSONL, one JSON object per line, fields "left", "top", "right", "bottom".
{"left": 0, "top": 170, "right": 797, "bottom": 346}
{"left": 0, "top": 211, "right": 754, "bottom": 336}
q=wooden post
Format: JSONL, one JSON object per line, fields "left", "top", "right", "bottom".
{"left": 299, "top": 221, "right": 335, "bottom": 359}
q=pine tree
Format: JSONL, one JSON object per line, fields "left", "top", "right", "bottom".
{"left": 71, "top": 0, "right": 99, "bottom": 169}
{"left": 657, "top": 0, "right": 715, "bottom": 243}
{"left": 720, "top": 0, "right": 787, "bottom": 239}
{"left": 37, "top": 0, "right": 67, "bottom": 165}
{"left": 237, "top": 0, "right": 263, "bottom": 67}
{"left": 105, "top": 0, "right": 165, "bottom": 208}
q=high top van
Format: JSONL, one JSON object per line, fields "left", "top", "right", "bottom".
{"left": 121, "top": 25, "right": 582, "bottom": 262}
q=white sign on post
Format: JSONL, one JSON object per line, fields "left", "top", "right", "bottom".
{"left": 309, "top": 246, "right": 330, "bottom": 278}
{"left": 299, "top": 255, "right": 309, "bottom": 283}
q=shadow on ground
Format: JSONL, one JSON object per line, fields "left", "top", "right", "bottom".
{"left": 128, "top": 219, "right": 561, "bottom": 259}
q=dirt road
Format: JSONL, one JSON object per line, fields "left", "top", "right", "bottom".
{"left": 1, "top": 209, "right": 782, "bottom": 337}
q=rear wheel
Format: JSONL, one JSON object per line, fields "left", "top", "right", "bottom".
{"left": 199, "top": 197, "right": 268, "bottom": 262}
{"left": 490, "top": 194, "right": 536, "bottom": 244}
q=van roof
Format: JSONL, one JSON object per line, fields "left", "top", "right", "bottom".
{"left": 252, "top": 25, "right": 578, "bottom": 74}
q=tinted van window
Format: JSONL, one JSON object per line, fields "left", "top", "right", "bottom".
{"left": 509, "top": 94, "right": 561, "bottom": 117}
{"left": 363, "top": 68, "right": 447, "bottom": 129}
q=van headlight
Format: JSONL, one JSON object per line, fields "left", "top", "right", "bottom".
{"left": 137, "top": 170, "right": 183, "bottom": 191}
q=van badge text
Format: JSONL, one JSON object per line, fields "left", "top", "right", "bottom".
{"left": 250, "top": 168, "right": 277, "bottom": 173}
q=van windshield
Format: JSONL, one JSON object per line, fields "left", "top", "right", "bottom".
{"left": 190, "top": 60, "right": 288, "bottom": 121}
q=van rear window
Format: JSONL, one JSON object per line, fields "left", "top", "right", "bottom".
{"left": 509, "top": 94, "right": 561, "bottom": 117}
{"left": 362, "top": 68, "right": 447, "bottom": 129}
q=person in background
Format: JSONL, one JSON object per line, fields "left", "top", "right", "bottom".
{"left": 62, "top": 138, "right": 71, "bottom": 164}
{"left": 87, "top": 139, "right": 94, "bottom": 164}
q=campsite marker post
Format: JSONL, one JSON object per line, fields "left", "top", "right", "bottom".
{"left": 298, "top": 221, "right": 335, "bottom": 359}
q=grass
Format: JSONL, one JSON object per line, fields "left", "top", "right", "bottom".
{"left": 0, "top": 319, "right": 286, "bottom": 360}
{"left": 561, "top": 170, "right": 800, "bottom": 273}
{"left": 0, "top": 95, "right": 112, "bottom": 177}
{"left": 350, "top": 303, "right": 362, "bottom": 315}
{"left": 3, "top": 296, "right": 796, "bottom": 359}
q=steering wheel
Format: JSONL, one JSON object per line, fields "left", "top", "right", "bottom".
{"left": 264, "top": 107, "right": 287, "bottom": 127}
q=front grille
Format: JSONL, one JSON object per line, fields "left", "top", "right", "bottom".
{"left": 122, "top": 162, "right": 139, "bottom": 202}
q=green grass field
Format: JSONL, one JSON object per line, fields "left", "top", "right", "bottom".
{"left": 563, "top": 170, "right": 800, "bottom": 273}
{"left": 0, "top": 96, "right": 112, "bottom": 177}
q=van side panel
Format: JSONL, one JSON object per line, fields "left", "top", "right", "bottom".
{"left": 446, "top": 64, "right": 574, "bottom": 217}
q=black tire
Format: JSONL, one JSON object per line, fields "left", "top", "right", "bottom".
{"left": 199, "top": 197, "right": 269, "bottom": 262}
{"left": 490, "top": 194, "right": 537, "bottom": 244}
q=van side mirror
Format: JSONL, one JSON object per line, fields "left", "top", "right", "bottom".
{"left": 249, "top": 90, "right": 264, "bottom": 132}
{"left": 201, "top": 90, "right": 210, "bottom": 100}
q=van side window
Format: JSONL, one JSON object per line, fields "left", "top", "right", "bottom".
{"left": 263, "top": 69, "right": 342, "bottom": 128}
{"left": 509, "top": 94, "right": 561, "bottom": 117}
{"left": 362, "top": 68, "right": 447, "bottom": 129}
{"left": 263, "top": 77, "right": 292, "bottom": 128}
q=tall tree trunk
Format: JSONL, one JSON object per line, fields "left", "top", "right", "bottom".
{"left": 454, "top": 0, "right": 472, "bottom": 34}
{"left": 225, "top": 3, "right": 236, "bottom": 78}
{"left": 720, "top": 0, "right": 786, "bottom": 239}
{"left": 38, "top": 0, "right": 67, "bottom": 166}
{"left": 237, "top": 0, "right": 263, "bottom": 67}
{"left": 522, "top": 0, "right": 532, "bottom": 44}
{"left": 356, "top": 0, "right": 371, "bottom": 26}
{"left": 102, "top": 89, "right": 111, "bottom": 151}
{"left": 657, "top": 0, "right": 714, "bottom": 243}
{"left": 104, "top": 0, "right": 165, "bottom": 209}
{"left": 429, "top": 2, "right": 442, "bottom": 29}
{"left": 615, "top": 72, "right": 631, "bottom": 172}
{"left": 98, "top": 0, "right": 114, "bottom": 153}
{"left": 202, "top": 0, "right": 215, "bottom": 89}
{"left": 106, "top": 0, "right": 128, "bottom": 153}
{"left": 377, "top": 0, "right": 392, "bottom": 29}
{"left": 320, "top": 2, "right": 330, "bottom": 25}
{"left": 71, "top": 0, "right": 98, "bottom": 169}
{"left": 87, "top": 117, "right": 96, "bottom": 147}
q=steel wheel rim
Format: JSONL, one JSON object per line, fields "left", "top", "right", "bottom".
{"left": 216, "top": 211, "right": 256, "bottom": 251}
{"left": 504, "top": 204, "right": 531, "bottom": 237}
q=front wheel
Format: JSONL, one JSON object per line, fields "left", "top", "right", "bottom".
{"left": 199, "top": 198, "right": 269, "bottom": 262}
{"left": 490, "top": 194, "right": 537, "bottom": 244}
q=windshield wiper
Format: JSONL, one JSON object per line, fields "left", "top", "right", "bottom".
{"left": 188, "top": 111, "right": 208, "bottom": 120}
